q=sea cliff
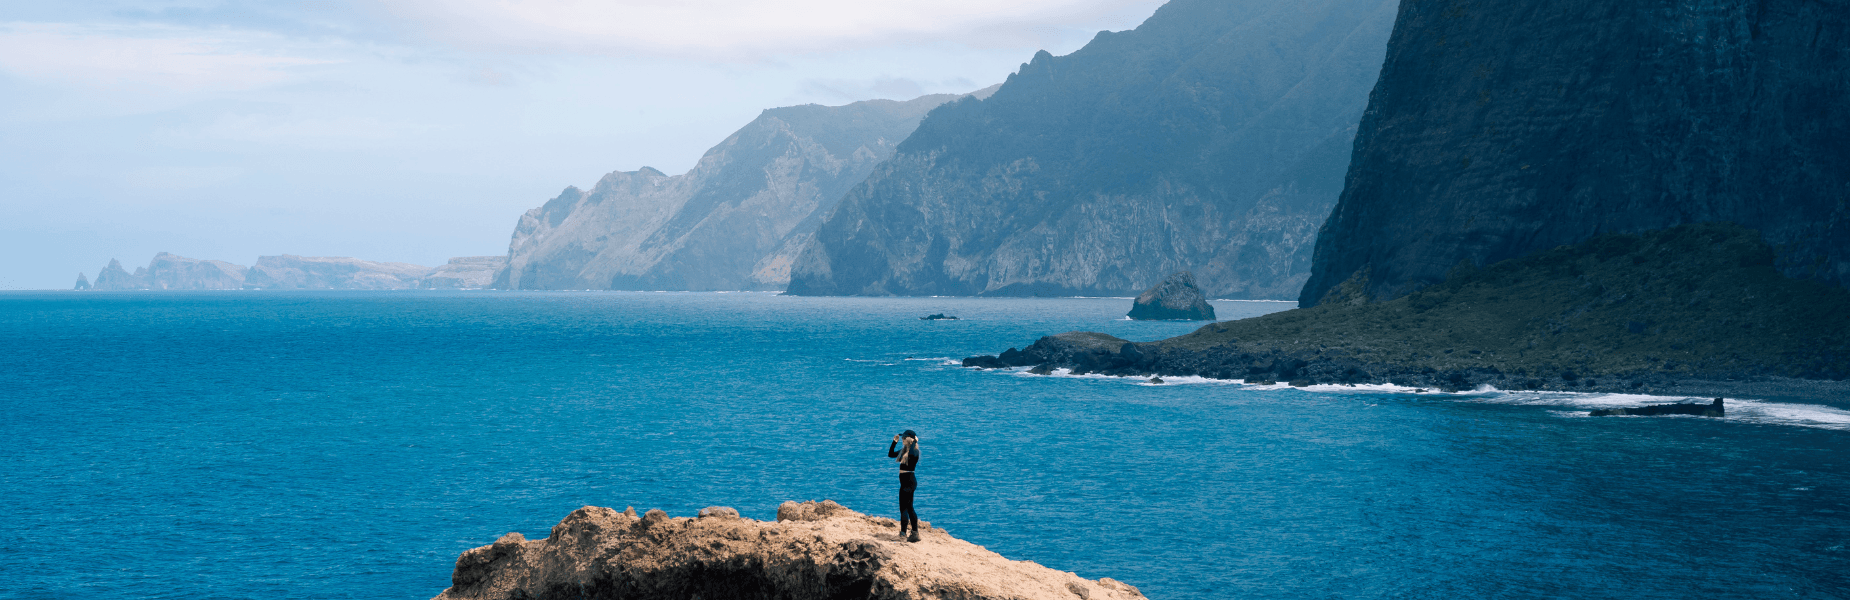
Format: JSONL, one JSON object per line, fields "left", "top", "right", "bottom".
{"left": 1299, "top": 0, "right": 1850, "bottom": 305}
{"left": 786, "top": 0, "right": 1399, "bottom": 299}
{"left": 494, "top": 93, "right": 976, "bottom": 291}
{"left": 433, "top": 501, "right": 1144, "bottom": 600}
{"left": 966, "top": 225, "right": 1850, "bottom": 398}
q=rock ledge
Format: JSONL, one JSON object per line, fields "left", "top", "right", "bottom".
{"left": 434, "top": 500, "right": 1145, "bottom": 600}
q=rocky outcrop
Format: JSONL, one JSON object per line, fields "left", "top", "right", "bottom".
{"left": 144, "top": 252, "right": 246, "bottom": 289}
{"left": 243, "top": 255, "right": 430, "bottom": 290}
{"left": 785, "top": 0, "right": 1399, "bottom": 299}
{"left": 1127, "top": 271, "right": 1215, "bottom": 320}
{"left": 73, "top": 273, "right": 89, "bottom": 290}
{"left": 433, "top": 501, "right": 1145, "bottom": 600}
{"left": 1590, "top": 398, "right": 1724, "bottom": 417}
{"left": 966, "top": 224, "right": 1850, "bottom": 397}
{"left": 87, "top": 253, "right": 247, "bottom": 290}
{"left": 495, "top": 92, "right": 979, "bottom": 292}
{"left": 91, "top": 259, "right": 146, "bottom": 290}
{"left": 420, "top": 256, "right": 507, "bottom": 289}
{"left": 1300, "top": 0, "right": 1850, "bottom": 306}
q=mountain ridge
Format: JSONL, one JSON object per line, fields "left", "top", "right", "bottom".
{"left": 787, "top": 0, "right": 1400, "bottom": 299}
{"left": 494, "top": 91, "right": 989, "bottom": 291}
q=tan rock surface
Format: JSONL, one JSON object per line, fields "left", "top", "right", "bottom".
{"left": 435, "top": 500, "right": 1146, "bottom": 600}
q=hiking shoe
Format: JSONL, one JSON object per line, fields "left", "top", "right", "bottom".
{"left": 906, "top": 532, "right": 921, "bottom": 543}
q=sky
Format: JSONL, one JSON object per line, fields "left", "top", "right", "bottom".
{"left": 0, "top": 0, "right": 1166, "bottom": 289}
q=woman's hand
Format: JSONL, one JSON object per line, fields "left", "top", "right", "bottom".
{"left": 892, "top": 434, "right": 902, "bottom": 443}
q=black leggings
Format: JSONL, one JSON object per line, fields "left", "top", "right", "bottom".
{"left": 898, "top": 472, "right": 919, "bottom": 532}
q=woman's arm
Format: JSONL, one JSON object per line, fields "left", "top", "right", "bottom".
{"left": 888, "top": 438, "right": 900, "bottom": 458}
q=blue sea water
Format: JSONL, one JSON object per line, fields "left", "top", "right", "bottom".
{"left": 3, "top": 291, "right": 1847, "bottom": 600}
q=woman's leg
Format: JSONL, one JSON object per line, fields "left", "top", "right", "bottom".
{"left": 899, "top": 472, "right": 919, "bottom": 538}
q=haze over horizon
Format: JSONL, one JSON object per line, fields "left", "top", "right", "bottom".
{"left": 0, "top": 0, "right": 1165, "bottom": 289}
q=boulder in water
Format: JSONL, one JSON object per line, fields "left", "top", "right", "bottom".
{"left": 1590, "top": 398, "right": 1724, "bottom": 417}
{"left": 1127, "top": 272, "right": 1216, "bottom": 321}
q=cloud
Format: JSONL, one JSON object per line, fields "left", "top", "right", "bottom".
{"left": 0, "top": 22, "right": 337, "bottom": 91}
{"left": 378, "top": 0, "right": 1165, "bottom": 59}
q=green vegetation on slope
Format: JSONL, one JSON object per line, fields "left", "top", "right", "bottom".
{"left": 1155, "top": 223, "right": 1850, "bottom": 383}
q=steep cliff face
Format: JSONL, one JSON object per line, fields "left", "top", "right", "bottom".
{"left": 420, "top": 256, "right": 507, "bottom": 289}
{"left": 244, "top": 255, "right": 431, "bottom": 290}
{"left": 92, "top": 259, "right": 145, "bottom": 290}
{"left": 970, "top": 224, "right": 1850, "bottom": 395}
{"left": 1300, "top": 0, "right": 1850, "bottom": 305}
{"left": 786, "top": 0, "right": 1399, "bottom": 299}
{"left": 88, "top": 253, "right": 247, "bottom": 290}
{"left": 433, "top": 501, "right": 1145, "bottom": 600}
{"left": 495, "top": 93, "right": 974, "bottom": 291}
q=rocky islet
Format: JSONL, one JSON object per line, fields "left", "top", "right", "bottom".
{"left": 1126, "top": 271, "right": 1215, "bottom": 321}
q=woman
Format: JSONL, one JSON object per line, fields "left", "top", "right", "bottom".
{"left": 887, "top": 430, "right": 921, "bottom": 542}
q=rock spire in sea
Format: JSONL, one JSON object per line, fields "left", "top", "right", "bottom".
{"left": 1128, "top": 271, "right": 1216, "bottom": 320}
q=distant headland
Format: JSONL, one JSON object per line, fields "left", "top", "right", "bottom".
{"left": 75, "top": 253, "right": 506, "bottom": 291}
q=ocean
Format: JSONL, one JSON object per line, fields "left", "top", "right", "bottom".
{"left": 3, "top": 291, "right": 1846, "bottom": 599}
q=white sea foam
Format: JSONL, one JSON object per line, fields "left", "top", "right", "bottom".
{"left": 973, "top": 363, "right": 1850, "bottom": 431}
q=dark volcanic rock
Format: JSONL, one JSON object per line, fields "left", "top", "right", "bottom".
{"left": 787, "top": 0, "right": 1398, "bottom": 299}
{"left": 1127, "top": 271, "right": 1216, "bottom": 321}
{"left": 970, "top": 224, "right": 1850, "bottom": 397}
{"left": 1590, "top": 398, "right": 1724, "bottom": 417}
{"left": 1301, "top": 0, "right": 1850, "bottom": 305}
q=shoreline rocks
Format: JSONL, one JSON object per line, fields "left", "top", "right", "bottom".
{"left": 963, "top": 225, "right": 1850, "bottom": 400}
{"left": 433, "top": 500, "right": 1145, "bottom": 600}
{"left": 1590, "top": 398, "right": 1724, "bottom": 417}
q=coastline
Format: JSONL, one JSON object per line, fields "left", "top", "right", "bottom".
{"left": 963, "top": 328, "right": 1850, "bottom": 405}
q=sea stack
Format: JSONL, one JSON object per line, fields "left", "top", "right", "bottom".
{"left": 1127, "top": 272, "right": 1216, "bottom": 321}
{"left": 433, "top": 501, "right": 1145, "bottom": 600}
{"left": 73, "top": 273, "right": 90, "bottom": 290}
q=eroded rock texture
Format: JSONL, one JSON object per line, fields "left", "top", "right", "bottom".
{"left": 1301, "top": 0, "right": 1850, "bottom": 305}
{"left": 1128, "top": 271, "right": 1216, "bottom": 320}
{"left": 786, "top": 0, "right": 1398, "bottom": 299}
{"left": 434, "top": 501, "right": 1145, "bottom": 600}
{"left": 494, "top": 93, "right": 974, "bottom": 291}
